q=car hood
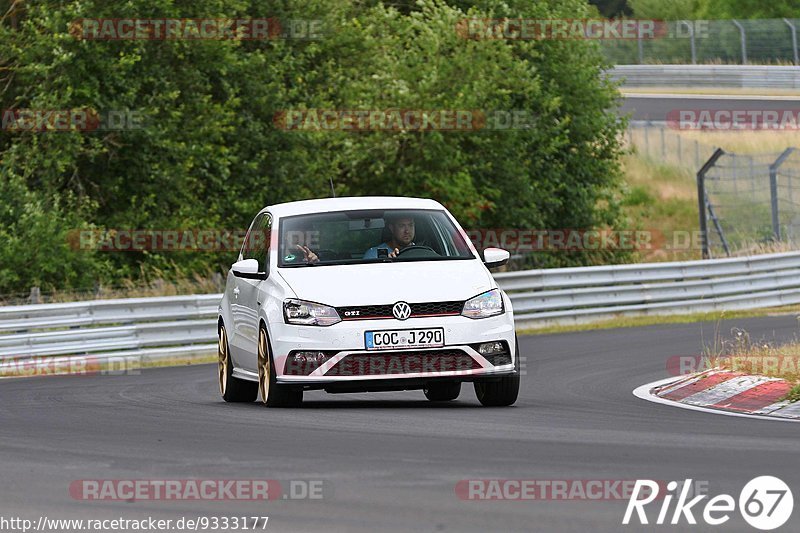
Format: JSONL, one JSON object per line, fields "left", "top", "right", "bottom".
{"left": 276, "top": 260, "right": 495, "bottom": 306}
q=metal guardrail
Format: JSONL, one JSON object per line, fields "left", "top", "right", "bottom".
{"left": 496, "top": 251, "right": 800, "bottom": 327}
{"left": 0, "top": 294, "right": 219, "bottom": 369}
{"left": 2, "top": 251, "right": 800, "bottom": 366}
{"left": 611, "top": 65, "right": 800, "bottom": 89}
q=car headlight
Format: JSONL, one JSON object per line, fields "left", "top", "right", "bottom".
{"left": 283, "top": 299, "right": 341, "bottom": 326}
{"left": 461, "top": 289, "right": 504, "bottom": 319}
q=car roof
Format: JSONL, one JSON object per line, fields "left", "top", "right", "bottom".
{"left": 263, "top": 196, "right": 445, "bottom": 218}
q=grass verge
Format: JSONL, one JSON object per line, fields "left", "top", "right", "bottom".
{"left": 518, "top": 304, "right": 800, "bottom": 336}
{"left": 785, "top": 383, "right": 800, "bottom": 403}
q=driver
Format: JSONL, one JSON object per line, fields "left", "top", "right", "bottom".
{"left": 363, "top": 214, "right": 415, "bottom": 259}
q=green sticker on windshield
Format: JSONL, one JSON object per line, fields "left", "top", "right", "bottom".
{"left": 284, "top": 254, "right": 296, "bottom": 262}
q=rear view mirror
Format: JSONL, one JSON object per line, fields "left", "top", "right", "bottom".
{"left": 483, "top": 247, "right": 510, "bottom": 269}
{"left": 231, "top": 258, "right": 266, "bottom": 280}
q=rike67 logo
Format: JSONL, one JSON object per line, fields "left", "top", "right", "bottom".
{"left": 623, "top": 476, "right": 793, "bottom": 530}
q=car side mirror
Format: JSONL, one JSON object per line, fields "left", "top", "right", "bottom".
{"left": 231, "top": 258, "right": 267, "bottom": 280}
{"left": 483, "top": 247, "right": 510, "bottom": 269}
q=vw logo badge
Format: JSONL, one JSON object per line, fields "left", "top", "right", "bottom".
{"left": 392, "top": 301, "right": 411, "bottom": 320}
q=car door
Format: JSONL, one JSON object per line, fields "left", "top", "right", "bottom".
{"left": 230, "top": 212, "right": 270, "bottom": 371}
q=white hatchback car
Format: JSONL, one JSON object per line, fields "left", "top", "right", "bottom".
{"left": 217, "top": 196, "right": 519, "bottom": 407}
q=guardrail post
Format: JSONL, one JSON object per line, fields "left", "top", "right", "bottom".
{"left": 697, "top": 148, "right": 725, "bottom": 259}
{"left": 732, "top": 20, "right": 747, "bottom": 64}
{"left": 784, "top": 19, "right": 799, "bottom": 65}
{"left": 769, "top": 147, "right": 796, "bottom": 241}
{"left": 29, "top": 287, "right": 40, "bottom": 305}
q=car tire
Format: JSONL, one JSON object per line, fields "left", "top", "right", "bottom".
{"left": 258, "top": 325, "right": 303, "bottom": 408}
{"left": 218, "top": 324, "right": 258, "bottom": 402}
{"left": 423, "top": 382, "right": 461, "bottom": 402}
{"left": 474, "top": 336, "right": 520, "bottom": 407}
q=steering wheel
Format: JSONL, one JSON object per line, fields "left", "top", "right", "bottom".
{"left": 315, "top": 249, "right": 340, "bottom": 261}
{"left": 395, "top": 245, "right": 439, "bottom": 258}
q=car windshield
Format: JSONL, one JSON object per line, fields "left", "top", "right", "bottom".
{"left": 278, "top": 209, "right": 474, "bottom": 267}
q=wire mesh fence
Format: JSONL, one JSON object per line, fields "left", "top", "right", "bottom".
{"left": 626, "top": 124, "right": 800, "bottom": 258}
{"left": 602, "top": 19, "right": 800, "bottom": 65}
{"left": 626, "top": 122, "right": 719, "bottom": 172}
{"left": 698, "top": 149, "right": 800, "bottom": 258}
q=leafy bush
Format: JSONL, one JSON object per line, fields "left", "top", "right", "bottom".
{"left": 0, "top": 0, "right": 629, "bottom": 293}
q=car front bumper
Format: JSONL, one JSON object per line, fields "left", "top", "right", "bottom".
{"left": 270, "top": 312, "right": 516, "bottom": 385}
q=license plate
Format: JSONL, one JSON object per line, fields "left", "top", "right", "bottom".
{"left": 364, "top": 328, "right": 445, "bottom": 350}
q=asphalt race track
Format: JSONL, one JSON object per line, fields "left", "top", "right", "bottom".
{"left": 621, "top": 94, "right": 800, "bottom": 122}
{"left": 1, "top": 315, "right": 798, "bottom": 533}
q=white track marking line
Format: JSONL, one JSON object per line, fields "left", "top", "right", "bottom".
{"left": 653, "top": 370, "right": 717, "bottom": 397}
{"left": 754, "top": 400, "right": 793, "bottom": 415}
{"left": 769, "top": 401, "right": 800, "bottom": 419}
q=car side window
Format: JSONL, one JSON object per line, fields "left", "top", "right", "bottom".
{"left": 241, "top": 213, "right": 271, "bottom": 272}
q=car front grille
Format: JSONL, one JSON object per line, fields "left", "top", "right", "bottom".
{"left": 337, "top": 301, "right": 464, "bottom": 320}
{"left": 323, "top": 349, "right": 479, "bottom": 376}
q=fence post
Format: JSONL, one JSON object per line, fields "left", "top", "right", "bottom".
{"left": 697, "top": 148, "right": 726, "bottom": 259}
{"left": 29, "top": 287, "right": 40, "bottom": 304}
{"left": 681, "top": 20, "right": 697, "bottom": 64}
{"left": 784, "top": 18, "right": 799, "bottom": 65}
{"left": 660, "top": 128, "right": 665, "bottom": 158}
{"left": 732, "top": 20, "right": 747, "bottom": 64}
{"left": 637, "top": 31, "right": 644, "bottom": 63}
{"left": 770, "top": 147, "right": 796, "bottom": 241}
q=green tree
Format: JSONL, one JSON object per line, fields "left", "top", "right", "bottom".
{"left": 0, "top": 0, "right": 630, "bottom": 295}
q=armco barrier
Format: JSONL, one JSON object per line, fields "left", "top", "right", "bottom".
{"left": 611, "top": 65, "right": 800, "bottom": 89}
{"left": 0, "top": 294, "right": 219, "bottom": 371}
{"left": 496, "top": 251, "right": 800, "bottom": 328}
{"left": 2, "top": 251, "right": 800, "bottom": 367}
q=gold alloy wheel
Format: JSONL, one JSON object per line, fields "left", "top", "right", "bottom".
{"left": 258, "top": 328, "right": 270, "bottom": 403}
{"left": 218, "top": 326, "right": 228, "bottom": 397}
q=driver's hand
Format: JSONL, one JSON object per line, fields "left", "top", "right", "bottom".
{"left": 388, "top": 247, "right": 400, "bottom": 258}
{"left": 297, "top": 244, "right": 319, "bottom": 263}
